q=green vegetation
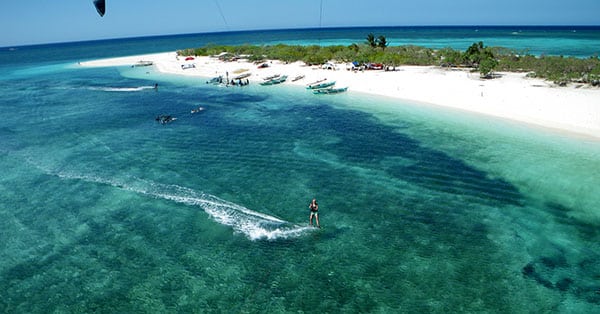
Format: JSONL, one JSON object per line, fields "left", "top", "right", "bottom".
{"left": 178, "top": 38, "right": 600, "bottom": 86}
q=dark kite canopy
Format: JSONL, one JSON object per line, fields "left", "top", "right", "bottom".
{"left": 93, "top": 0, "right": 105, "bottom": 17}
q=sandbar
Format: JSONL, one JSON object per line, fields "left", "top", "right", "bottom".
{"left": 80, "top": 52, "right": 600, "bottom": 140}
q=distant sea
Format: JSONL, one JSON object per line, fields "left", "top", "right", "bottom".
{"left": 1, "top": 27, "right": 599, "bottom": 312}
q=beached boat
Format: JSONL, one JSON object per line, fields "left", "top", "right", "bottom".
{"left": 132, "top": 61, "right": 153, "bottom": 67}
{"left": 181, "top": 63, "right": 195, "bottom": 70}
{"left": 291, "top": 75, "right": 305, "bottom": 82}
{"left": 260, "top": 75, "right": 288, "bottom": 86}
{"left": 313, "top": 87, "right": 348, "bottom": 94}
{"left": 263, "top": 74, "right": 280, "bottom": 81}
{"left": 307, "top": 81, "right": 336, "bottom": 89}
{"left": 306, "top": 79, "right": 326, "bottom": 87}
{"left": 234, "top": 72, "right": 252, "bottom": 80}
{"left": 207, "top": 76, "right": 223, "bottom": 84}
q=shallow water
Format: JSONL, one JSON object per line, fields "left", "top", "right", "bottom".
{"left": 1, "top": 30, "right": 599, "bottom": 312}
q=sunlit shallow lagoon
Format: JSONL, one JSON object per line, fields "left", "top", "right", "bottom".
{"left": 1, "top": 27, "right": 599, "bottom": 312}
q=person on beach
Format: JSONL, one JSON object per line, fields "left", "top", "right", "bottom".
{"left": 309, "top": 198, "right": 320, "bottom": 228}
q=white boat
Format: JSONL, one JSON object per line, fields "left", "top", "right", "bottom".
{"left": 307, "top": 80, "right": 336, "bottom": 89}
{"left": 313, "top": 87, "right": 348, "bottom": 94}
{"left": 260, "top": 75, "right": 288, "bottom": 86}
{"left": 132, "top": 60, "right": 153, "bottom": 67}
{"left": 234, "top": 72, "right": 252, "bottom": 80}
{"left": 263, "top": 74, "right": 280, "bottom": 81}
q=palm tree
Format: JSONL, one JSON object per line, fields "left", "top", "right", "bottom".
{"left": 366, "top": 33, "right": 377, "bottom": 48}
{"left": 377, "top": 35, "right": 388, "bottom": 50}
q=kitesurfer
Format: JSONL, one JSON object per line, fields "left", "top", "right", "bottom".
{"left": 309, "top": 198, "right": 320, "bottom": 228}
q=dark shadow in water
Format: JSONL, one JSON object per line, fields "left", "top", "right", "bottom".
{"left": 268, "top": 102, "right": 600, "bottom": 304}
{"left": 303, "top": 105, "right": 524, "bottom": 207}
{"left": 522, "top": 254, "right": 600, "bottom": 305}
{"left": 545, "top": 202, "right": 600, "bottom": 238}
{"left": 518, "top": 202, "right": 600, "bottom": 304}
{"left": 209, "top": 92, "right": 269, "bottom": 105}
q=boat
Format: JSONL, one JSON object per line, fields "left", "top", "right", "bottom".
{"left": 234, "top": 72, "right": 251, "bottom": 80}
{"left": 155, "top": 115, "right": 177, "bottom": 124}
{"left": 191, "top": 106, "right": 205, "bottom": 114}
{"left": 263, "top": 74, "right": 280, "bottom": 81}
{"left": 313, "top": 87, "right": 348, "bottom": 94}
{"left": 306, "top": 78, "right": 326, "bottom": 87}
{"left": 291, "top": 75, "right": 305, "bottom": 82}
{"left": 306, "top": 81, "right": 336, "bottom": 89}
{"left": 132, "top": 60, "right": 153, "bottom": 67}
{"left": 206, "top": 76, "right": 223, "bottom": 84}
{"left": 260, "top": 75, "right": 288, "bottom": 86}
{"left": 181, "top": 63, "right": 195, "bottom": 70}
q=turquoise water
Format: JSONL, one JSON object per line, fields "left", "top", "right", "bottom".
{"left": 1, "top": 28, "right": 600, "bottom": 312}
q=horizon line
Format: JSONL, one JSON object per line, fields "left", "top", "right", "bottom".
{"left": 3, "top": 24, "right": 600, "bottom": 49}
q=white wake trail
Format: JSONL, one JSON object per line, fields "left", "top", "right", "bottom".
{"left": 27, "top": 159, "right": 312, "bottom": 241}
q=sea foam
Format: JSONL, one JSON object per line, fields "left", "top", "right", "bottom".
{"left": 28, "top": 158, "right": 310, "bottom": 241}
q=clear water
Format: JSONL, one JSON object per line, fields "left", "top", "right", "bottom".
{"left": 1, "top": 27, "right": 599, "bottom": 312}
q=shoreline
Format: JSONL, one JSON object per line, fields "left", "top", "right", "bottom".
{"left": 80, "top": 52, "right": 600, "bottom": 140}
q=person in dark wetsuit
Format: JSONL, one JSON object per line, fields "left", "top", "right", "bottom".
{"left": 309, "top": 198, "right": 320, "bottom": 228}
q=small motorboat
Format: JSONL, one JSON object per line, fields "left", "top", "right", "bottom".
{"left": 191, "top": 106, "right": 205, "bottom": 114}
{"left": 155, "top": 115, "right": 177, "bottom": 124}
{"left": 313, "top": 87, "right": 348, "bottom": 94}
{"left": 260, "top": 75, "right": 288, "bottom": 86}
{"left": 307, "top": 80, "right": 336, "bottom": 89}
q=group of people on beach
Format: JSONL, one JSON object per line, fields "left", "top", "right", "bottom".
{"left": 227, "top": 79, "right": 250, "bottom": 87}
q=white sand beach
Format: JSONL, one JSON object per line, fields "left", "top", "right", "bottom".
{"left": 81, "top": 52, "right": 600, "bottom": 139}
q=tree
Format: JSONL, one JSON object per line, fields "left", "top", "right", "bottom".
{"left": 463, "top": 41, "right": 498, "bottom": 77}
{"left": 437, "top": 47, "right": 463, "bottom": 67}
{"left": 479, "top": 57, "right": 498, "bottom": 78}
{"left": 377, "top": 35, "right": 388, "bottom": 51}
{"left": 366, "top": 33, "right": 377, "bottom": 48}
{"left": 464, "top": 41, "right": 485, "bottom": 66}
{"left": 348, "top": 43, "right": 360, "bottom": 53}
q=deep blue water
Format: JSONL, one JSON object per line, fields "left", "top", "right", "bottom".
{"left": 2, "top": 25, "right": 600, "bottom": 64}
{"left": 1, "top": 27, "right": 599, "bottom": 312}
